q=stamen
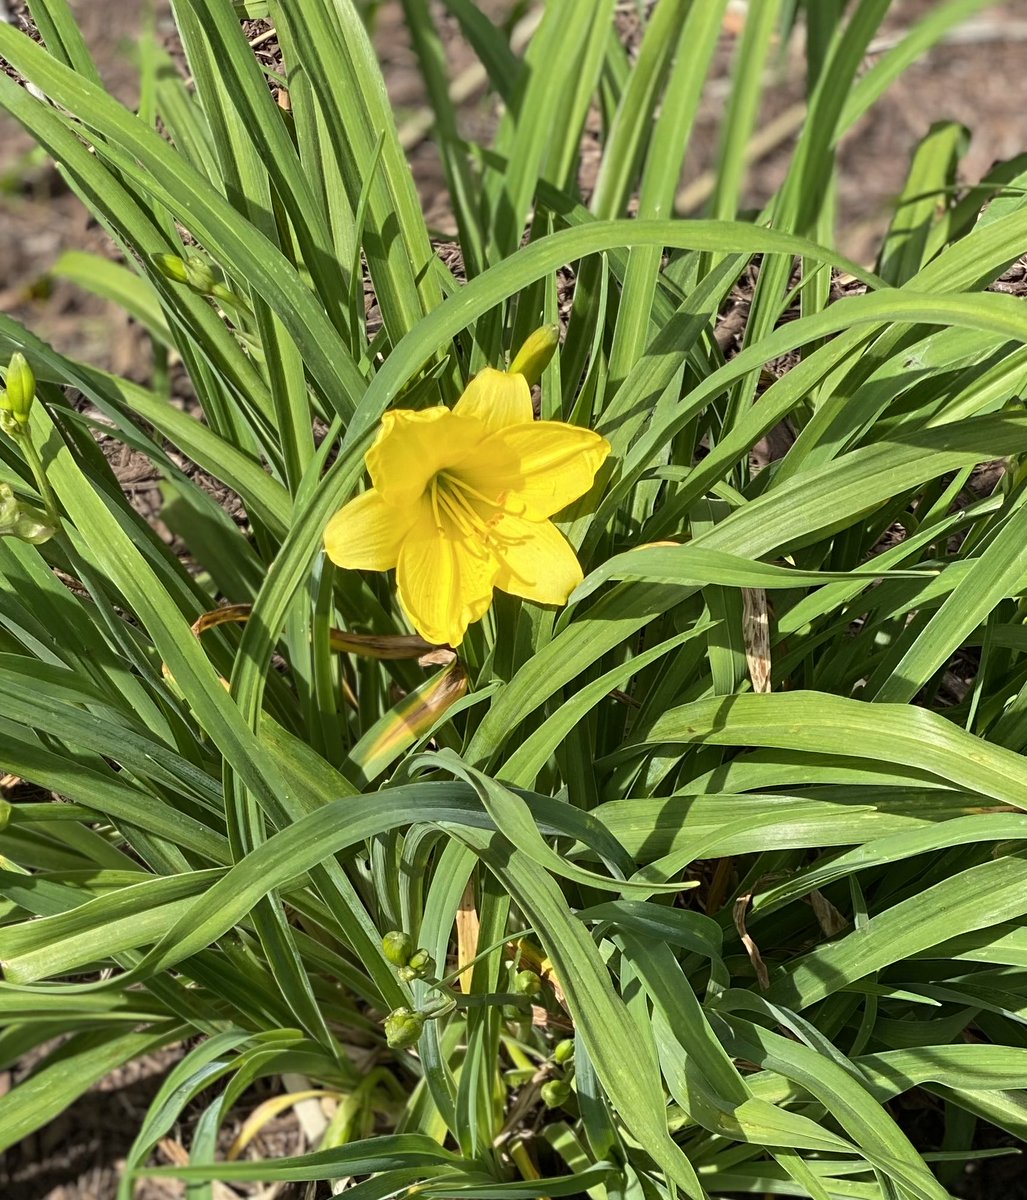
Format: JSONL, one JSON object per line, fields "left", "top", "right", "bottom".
{"left": 436, "top": 488, "right": 479, "bottom": 538}
{"left": 444, "top": 471, "right": 527, "bottom": 518}
{"left": 442, "top": 472, "right": 505, "bottom": 509}
{"left": 437, "top": 466, "right": 540, "bottom": 585}
{"left": 432, "top": 473, "right": 495, "bottom": 558}
{"left": 430, "top": 477, "right": 444, "bottom": 534}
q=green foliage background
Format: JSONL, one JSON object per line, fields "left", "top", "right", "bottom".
{"left": 2, "top": 0, "right": 1027, "bottom": 1195}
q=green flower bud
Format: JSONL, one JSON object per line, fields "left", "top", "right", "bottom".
{"left": 183, "top": 255, "right": 217, "bottom": 295}
{"left": 540, "top": 1079, "right": 571, "bottom": 1109}
{"left": 553, "top": 1038, "right": 575, "bottom": 1065}
{"left": 152, "top": 252, "right": 191, "bottom": 284}
{"left": 384, "top": 1005, "right": 425, "bottom": 1049}
{"left": 509, "top": 324, "right": 559, "bottom": 386}
{"left": 514, "top": 969, "right": 542, "bottom": 997}
{"left": 409, "top": 948, "right": 434, "bottom": 973}
{"left": 3, "top": 353, "right": 35, "bottom": 425}
{"left": 154, "top": 252, "right": 247, "bottom": 314}
{"left": 0, "top": 483, "right": 55, "bottom": 544}
{"left": 382, "top": 930, "right": 415, "bottom": 967}
{"left": 398, "top": 948, "right": 435, "bottom": 982}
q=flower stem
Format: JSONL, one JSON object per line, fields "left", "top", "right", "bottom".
{"left": 18, "top": 428, "right": 62, "bottom": 536}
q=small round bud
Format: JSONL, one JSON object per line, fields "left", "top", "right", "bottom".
{"left": 382, "top": 930, "right": 414, "bottom": 967}
{"left": 509, "top": 324, "right": 559, "bottom": 386}
{"left": 540, "top": 1079, "right": 571, "bottom": 1109}
{"left": 513, "top": 969, "right": 542, "bottom": 997}
{"left": 0, "top": 483, "right": 55, "bottom": 545}
{"left": 398, "top": 948, "right": 435, "bottom": 981}
{"left": 3, "top": 353, "right": 35, "bottom": 425}
{"left": 553, "top": 1038, "right": 575, "bottom": 1065}
{"left": 384, "top": 1006, "right": 425, "bottom": 1049}
{"left": 408, "top": 948, "right": 433, "bottom": 972}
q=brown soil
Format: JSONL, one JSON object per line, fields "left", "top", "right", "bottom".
{"left": 3, "top": 1, "right": 1027, "bottom": 1197}
{"left": 0, "top": 1033, "right": 327, "bottom": 1200}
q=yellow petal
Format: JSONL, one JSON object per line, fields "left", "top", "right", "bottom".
{"left": 491, "top": 511, "right": 583, "bottom": 605}
{"left": 396, "top": 503, "right": 498, "bottom": 646}
{"left": 461, "top": 422, "right": 611, "bottom": 520}
{"left": 324, "top": 489, "right": 417, "bottom": 570}
{"left": 452, "top": 368, "right": 533, "bottom": 433}
{"left": 367, "top": 407, "right": 485, "bottom": 508}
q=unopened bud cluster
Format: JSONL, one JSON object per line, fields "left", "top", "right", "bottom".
{"left": 378, "top": 928, "right": 578, "bottom": 1093}
{"left": 380, "top": 930, "right": 439, "bottom": 1052}
{"left": 541, "top": 1038, "right": 576, "bottom": 1111}
{"left": 0, "top": 353, "right": 58, "bottom": 545}
{"left": 381, "top": 929, "right": 435, "bottom": 981}
{"left": 153, "top": 252, "right": 247, "bottom": 313}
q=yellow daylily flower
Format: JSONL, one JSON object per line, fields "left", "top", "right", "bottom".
{"left": 324, "top": 367, "right": 610, "bottom": 647}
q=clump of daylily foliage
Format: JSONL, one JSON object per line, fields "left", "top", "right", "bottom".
{"left": 2, "top": 3, "right": 1027, "bottom": 1198}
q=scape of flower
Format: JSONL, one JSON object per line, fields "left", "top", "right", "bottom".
{"left": 324, "top": 367, "right": 610, "bottom": 646}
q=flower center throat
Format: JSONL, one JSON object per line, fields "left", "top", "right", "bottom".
{"left": 430, "top": 471, "right": 503, "bottom": 545}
